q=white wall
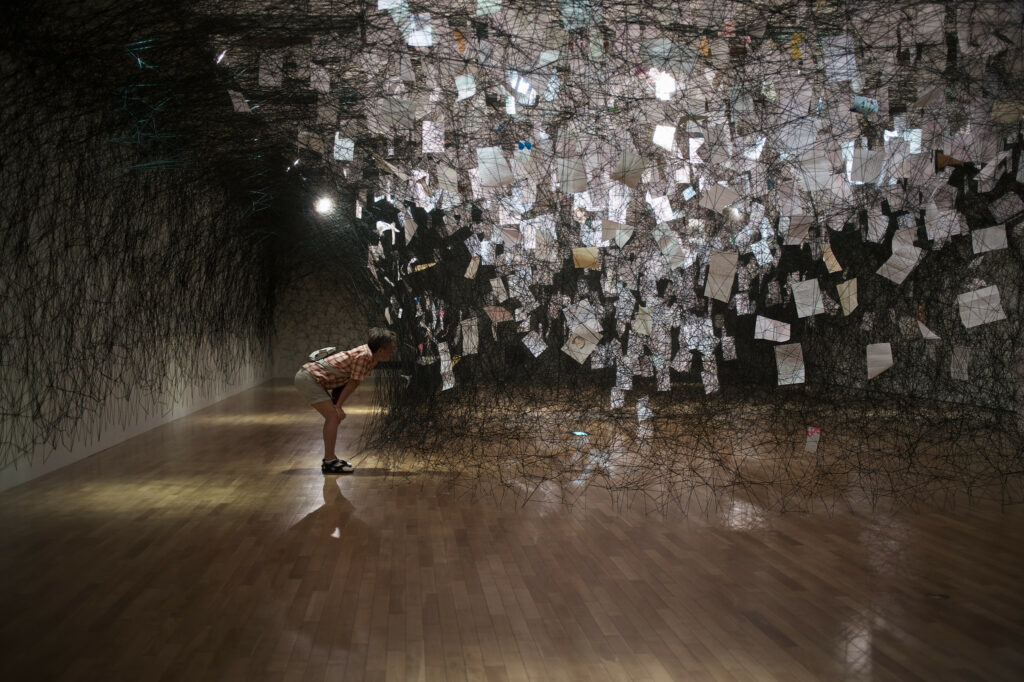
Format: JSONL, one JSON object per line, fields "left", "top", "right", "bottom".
{"left": 0, "top": 341, "right": 271, "bottom": 492}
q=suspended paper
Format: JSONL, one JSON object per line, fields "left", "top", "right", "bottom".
{"left": 791, "top": 278, "right": 825, "bottom": 318}
{"left": 972, "top": 225, "right": 1007, "bottom": 254}
{"left": 477, "top": 147, "right": 514, "bottom": 187}
{"left": 438, "top": 342, "right": 454, "bottom": 391}
{"left": 522, "top": 331, "right": 548, "bottom": 357}
{"left": 572, "top": 247, "right": 600, "bottom": 269}
{"left": 867, "top": 343, "right": 893, "bottom": 379}
{"left": 754, "top": 316, "right": 791, "bottom": 342}
{"left": 775, "top": 343, "right": 805, "bottom": 385}
{"left": 951, "top": 346, "right": 970, "bottom": 381}
{"left": 957, "top": 285, "right": 1006, "bottom": 328}
{"left": 837, "top": 279, "right": 858, "bottom": 316}
{"left": 461, "top": 318, "right": 479, "bottom": 355}
{"left": 705, "top": 250, "right": 738, "bottom": 303}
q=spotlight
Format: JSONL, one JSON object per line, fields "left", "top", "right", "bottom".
{"left": 314, "top": 197, "right": 334, "bottom": 215}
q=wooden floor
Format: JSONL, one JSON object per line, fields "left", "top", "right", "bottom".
{"left": 1, "top": 380, "right": 1023, "bottom": 681}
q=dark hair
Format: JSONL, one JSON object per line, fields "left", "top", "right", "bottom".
{"left": 367, "top": 327, "right": 397, "bottom": 353}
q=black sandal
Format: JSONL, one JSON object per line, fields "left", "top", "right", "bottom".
{"left": 321, "top": 459, "right": 354, "bottom": 474}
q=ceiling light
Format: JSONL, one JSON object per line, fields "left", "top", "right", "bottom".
{"left": 314, "top": 197, "right": 334, "bottom": 215}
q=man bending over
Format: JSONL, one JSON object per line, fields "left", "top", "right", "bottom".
{"left": 293, "top": 328, "right": 397, "bottom": 473}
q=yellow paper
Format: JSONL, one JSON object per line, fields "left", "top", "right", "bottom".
{"left": 572, "top": 247, "right": 600, "bottom": 269}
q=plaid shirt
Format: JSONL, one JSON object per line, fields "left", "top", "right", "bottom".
{"left": 302, "top": 344, "right": 374, "bottom": 389}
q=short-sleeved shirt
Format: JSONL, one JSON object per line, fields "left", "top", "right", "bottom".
{"left": 301, "top": 344, "right": 374, "bottom": 389}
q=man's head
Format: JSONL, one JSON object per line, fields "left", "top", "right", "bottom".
{"left": 368, "top": 327, "right": 397, "bottom": 361}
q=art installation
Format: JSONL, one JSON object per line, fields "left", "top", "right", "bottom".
{"left": 3, "top": 0, "right": 1023, "bottom": 513}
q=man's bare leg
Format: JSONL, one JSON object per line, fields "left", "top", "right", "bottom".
{"left": 311, "top": 400, "right": 340, "bottom": 461}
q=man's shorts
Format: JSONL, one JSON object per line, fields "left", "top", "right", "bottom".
{"left": 294, "top": 368, "right": 331, "bottom": 404}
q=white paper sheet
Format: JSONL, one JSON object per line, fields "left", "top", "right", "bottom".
{"left": 633, "top": 306, "right": 653, "bottom": 336}
{"left": 228, "top": 90, "right": 250, "bottom": 113}
{"left": 310, "top": 64, "right": 330, "bottom": 93}
{"left": 867, "top": 209, "right": 889, "bottom": 243}
{"left": 461, "top": 318, "right": 479, "bottom": 355}
{"left": 698, "top": 184, "right": 741, "bottom": 214}
{"left": 877, "top": 227, "right": 922, "bottom": 284}
{"left": 557, "top": 157, "right": 587, "bottom": 193}
{"left": 822, "top": 34, "right": 856, "bottom": 82}
{"left": 754, "top": 316, "right": 791, "bottom": 342}
{"left": 705, "top": 250, "right": 738, "bottom": 303}
{"left": 701, "top": 354, "right": 719, "bottom": 394}
{"left": 455, "top": 73, "right": 476, "bottom": 101}
{"left": 522, "top": 331, "right": 548, "bottom": 357}
{"left": 791, "top": 278, "right": 825, "bottom": 318}
{"left": 490, "top": 277, "right": 508, "bottom": 302}
{"left": 837, "top": 279, "right": 858, "bottom": 316}
{"left": 422, "top": 120, "right": 444, "bottom": 153}
{"left": 636, "top": 395, "right": 652, "bottom": 422}
{"left": 958, "top": 285, "right": 1006, "bottom": 328}
{"left": 562, "top": 322, "right": 602, "bottom": 364}
{"left": 653, "top": 125, "right": 676, "bottom": 151}
{"left": 652, "top": 224, "right": 692, "bottom": 270}
{"left": 951, "top": 346, "right": 970, "bottom": 381}
{"left": 333, "top": 135, "right": 354, "bottom": 161}
{"left": 477, "top": 147, "right": 514, "bottom": 187}
{"left": 823, "top": 244, "right": 842, "bottom": 273}
{"left": 972, "top": 225, "right": 1007, "bottom": 254}
{"left": 438, "top": 342, "right": 454, "bottom": 390}
{"left": 775, "top": 343, "right": 805, "bottom": 385}
{"left": 917, "top": 320, "right": 940, "bottom": 340}
{"left": 751, "top": 239, "right": 773, "bottom": 266}
{"left": 601, "top": 220, "right": 634, "bottom": 248}
{"left": 805, "top": 427, "right": 821, "bottom": 453}
{"left": 483, "top": 306, "right": 513, "bottom": 323}
{"left": 611, "top": 150, "right": 644, "bottom": 188}
{"left": 867, "top": 343, "right": 893, "bottom": 379}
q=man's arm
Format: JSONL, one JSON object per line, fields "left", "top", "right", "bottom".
{"left": 335, "top": 379, "right": 361, "bottom": 418}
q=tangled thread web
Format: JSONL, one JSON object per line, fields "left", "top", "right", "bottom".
{"left": 3, "top": 1, "right": 1024, "bottom": 515}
